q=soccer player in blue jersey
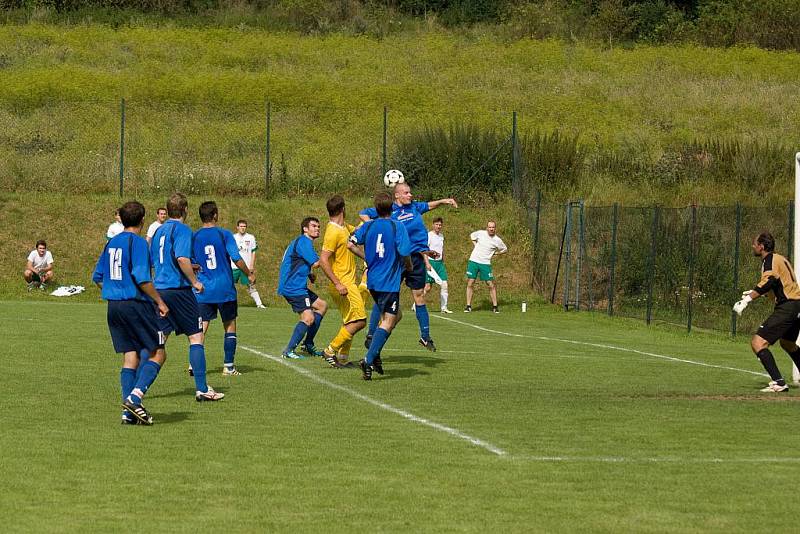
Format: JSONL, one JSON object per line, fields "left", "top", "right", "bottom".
{"left": 192, "top": 201, "right": 255, "bottom": 377}
{"left": 349, "top": 191, "right": 413, "bottom": 380}
{"left": 359, "top": 181, "right": 457, "bottom": 352}
{"left": 151, "top": 192, "right": 224, "bottom": 401}
{"left": 277, "top": 217, "right": 331, "bottom": 363}
{"left": 92, "top": 201, "right": 169, "bottom": 425}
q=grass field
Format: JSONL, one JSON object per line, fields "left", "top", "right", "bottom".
{"left": 4, "top": 299, "right": 799, "bottom": 532}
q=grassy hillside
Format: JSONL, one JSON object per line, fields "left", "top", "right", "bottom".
{"left": 1, "top": 192, "right": 535, "bottom": 308}
{"left": 1, "top": 24, "right": 799, "bottom": 203}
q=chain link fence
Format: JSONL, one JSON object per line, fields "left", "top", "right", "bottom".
{"left": 523, "top": 195, "right": 796, "bottom": 336}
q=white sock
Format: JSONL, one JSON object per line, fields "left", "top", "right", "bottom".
{"left": 249, "top": 287, "right": 264, "bottom": 307}
{"left": 440, "top": 281, "right": 449, "bottom": 310}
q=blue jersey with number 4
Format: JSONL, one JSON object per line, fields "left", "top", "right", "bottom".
{"left": 359, "top": 201, "right": 430, "bottom": 254}
{"left": 351, "top": 218, "right": 411, "bottom": 292}
{"left": 151, "top": 219, "right": 194, "bottom": 290}
{"left": 192, "top": 227, "right": 242, "bottom": 304}
{"left": 92, "top": 231, "right": 153, "bottom": 301}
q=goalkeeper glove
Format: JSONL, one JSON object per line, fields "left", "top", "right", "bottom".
{"left": 733, "top": 294, "right": 752, "bottom": 316}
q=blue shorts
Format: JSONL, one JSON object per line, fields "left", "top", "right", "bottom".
{"left": 401, "top": 252, "right": 427, "bottom": 290}
{"left": 107, "top": 300, "right": 164, "bottom": 354}
{"left": 370, "top": 290, "right": 400, "bottom": 315}
{"left": 199, "top": 300, "right": 238, "bottom": 323}
{"left": 283, "top": 290, "right": 319, "bottom": 314}
{"left": 157, "top": 287, "right": 203, "bottom": 336}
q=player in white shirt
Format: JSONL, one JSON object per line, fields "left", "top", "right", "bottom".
{"left": 145, "top": 207, "right": 167, "bottom": 245}
{"left": 423, "top": 217, "right": 453, "bottom": 313}
{"left": 106, "top": 209, "right": 124, "bottom": 241}
{"left": 24, "top": 239, "right": 54, "bottom": 290}
{"left": 465, "top": 220, "right": 508, "bottom": 313}
{"left": 231, "top": 219, "right": 266, "bottom": 308}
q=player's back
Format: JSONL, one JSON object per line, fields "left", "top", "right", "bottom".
{"left": 323, "top": 222, "right": 357, "bottom": 285}
{"left": 355, "top": 219, "right": 410, "bottom": 292}
{"left": 193, "top": 227, "right": 238, "bottom": 304}
{"left": 151, "top": 219, "right": 193, "bottom": 290}
{"left": 93, "top": 231, "right": 151, "bottom": 301}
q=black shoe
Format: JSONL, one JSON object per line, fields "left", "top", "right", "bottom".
{"left": 464, "top": 305, "right": 472, "bottom": 313}
{"left": 188, "top": 367, "right": 194, "bottom": 377}
{"left": 359, "top": 359, "right": 372, "bottom": 381}
{"left": 492, "top": 306, "right": 499, "bottom": 314}
{"left": 364, "top": 335, "right": 373, "bottom": 350}
{"left": 323, "top": 353, "right": 346, "bottom": 369}
{"left": 419, "top": 337, "right": 437, "bottom": 352}
{"left": 373, "top": 356, "right": 384, "bottom": 375}
{"left": 121, "top": 400, "right": 153, "bottom": 425}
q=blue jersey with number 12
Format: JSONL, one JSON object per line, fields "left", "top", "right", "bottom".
{"left": 192, "top": 227, "right": 242, "bottom": 304}
{"left": 351, "top": 218, "right": 411, "bottom": 292}
{"left": 92, "top": 231, "right": 152, "bottom": 301}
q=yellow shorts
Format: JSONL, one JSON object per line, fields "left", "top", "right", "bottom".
{"left": 329, "top": 282, "right": 367, "bottom": 324}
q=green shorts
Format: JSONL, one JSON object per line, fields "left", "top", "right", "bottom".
{"left": 426, "top": 259, "right": 448, "bottom": 284}
{"left": 232, "top": 268, "right": 250, "bottom": 286}
{"left": 466, "top": 260, "right": 493, "bottom": 281}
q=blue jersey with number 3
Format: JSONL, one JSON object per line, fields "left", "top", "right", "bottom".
{"left": 192, "top": 227, "right": 242, "bottom": 304}
{"left": 352, "top": 218, "right": 411, "bottom": 292}
{"left": 92, "top": 231, "right": 153, "bottom": 301}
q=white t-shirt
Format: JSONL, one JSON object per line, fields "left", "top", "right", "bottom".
{"left": 146, "top": 220, "right": 162, "bottom": 239}
{"left": 106, "top": 221, "right": 124, "bottom": 240}
{"left": 428, "top": 231, "right": 444, "bottom": 260}
{"left": 469, "top": 230, "right": 507, "bottom": 265}
{"left": 28, "top": 250, "right": 54, "bottom": 270}
{"left": 231, "top": 232, "right": 258, "bottom": 269}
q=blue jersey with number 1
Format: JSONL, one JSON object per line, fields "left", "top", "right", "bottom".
{"left": 351, "top": 218, "right": 411, "bottom": 292}
{"left": 151, "top": 219, "right": 193, "bottom": 290}
{"left": 192, "top": 227, "right": 242, "bottom": 304}
{"left": 92, "top": 231, "right": 153, "bottom": 301}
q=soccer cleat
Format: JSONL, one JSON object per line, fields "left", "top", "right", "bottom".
{"left": 121, "top": 400, "right": 153, "bottom": 425}
{"left": 27, "top": 281, "right": 36, "bottom": 292}
{"left": 323, "top": 350, "right": 346, "bottom": 369}
{"left": 492, "top": 306, "right": 499, "bottom": 314}
{"left": 188, "top": 366, "right": 194, "bottom": 377}
{"left": 281, "top": 350, "right": 305, "bottom": 360}
{"left": 761, "top": 382, "right": 789, "bottom": 392}
{"left": 372, "top": 356, "right": 384, "bottom": 375}
{"left": 364, "top": 335, "right": 373, "bottom": 350}
{"left": 256, "top": 304, "right": 267, "bottom": 309}
{"left": 121, "top": 411, "right": 139, "bottom": 425}
{"left": 419, "top": 337, "right": 437, "bottom": 352}
{"left": 359, "top": 359, "right": 372, "bottom": 381}
{"left": 39, "top": 283, "right": 47, "bottom": 291}
{"left": 222, "top": 366, "right": 241, "bottom": 376}
{"left": 464, "top": 305, "right": 472, "bottom": 313}
{"left": 300, "top": 344, "right": 325, "bottom": 357}
{"left": 196, "top": 386, "right": 225, "bottom": 402}
{"left": 440, "top": 307, "right": 454, "bottom": 314}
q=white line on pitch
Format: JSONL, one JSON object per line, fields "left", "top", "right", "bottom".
{"left": 239, "top": 345, "right": 507, "bottom": 456}
{"left": 432, "top": 315, "right": 768, "bottom": 378}
{"left": 509, "top": 455, "right": 800, "bottom": 464}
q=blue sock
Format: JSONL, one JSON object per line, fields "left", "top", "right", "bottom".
{"left": 120, "top": 367, "right": 136, "bottom": 402}
{"left": 365, "top": 328, "right": 390, "bottom": 365}
{"left": 415, "top": 304, "right": 430, "bottom": 340}
{"left": 189, "top": 343, "right": 208, "bottom": 393}
{"left": 305, "top": 313, "right": 323, "bottom": 348}
{"left": 128, "top": 360, "right": 161, "bottom": 404}
{"left": 368, "top": 304, "right": 380, "bottom": 337}
{"left": 224, "top": 333, "right": 237, "bottom": 366}
{"left": 286, "top": 321, "right": 309, "bottom": 353}
{"left": 136, "top": 349, "right": 150, "bottom": 379}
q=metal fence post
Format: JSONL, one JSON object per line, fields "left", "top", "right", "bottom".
{"left": 530, "top": 190, "right": 542, "bottom": 289}
{"left": 563, "top": 202, "right": 573, "bottom": 311}
{"left": 265, "top": 101, "right": 271, "bottom": 196}
{"left": 576, "top": 200, "right": 584, "bottom": 311}
{"left": 608, "top": 203, "right": 618, "bottom": 316}
{"left": 511, "top": 111, "right": 519, "bottom": 198}
{"left": 732, "top": 203, "right": 742, "bottom": 336}
{"left": 382, "top": 106, "right": 388, "bottom": 177}
{"left": 646, "top": 206, "right": 660, "bottom": 325}
{"left": 687, "top": 205, "right": 697, "bottom": 333}
{"left": 118, "top": 98, "right": 125, "bottom": 198}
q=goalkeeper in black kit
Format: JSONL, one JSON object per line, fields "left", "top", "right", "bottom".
{"left": 733, "top": 232, "right": 800, "bottom": 392}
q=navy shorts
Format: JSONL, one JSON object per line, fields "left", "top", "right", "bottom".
{"left": 370, "top": 290, "right": 400, "bottom": 315}
{"left": 401, "top": 252, "right": 427, "bottom": 290}
{"left": 107, "top": 300, "right": 164, "bottom": 354}
{"left": 199, "top": 300, "right": 238, "bottom": 323}
{"left": 284, "top": 290, "right": 319, "bottom": 314}
{"left": 157, "top": 287, "right": 203, "bottom": 336}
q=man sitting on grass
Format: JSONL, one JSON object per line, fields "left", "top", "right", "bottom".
{"left": 24, "top": 240, "right": 54, "bottom": 291}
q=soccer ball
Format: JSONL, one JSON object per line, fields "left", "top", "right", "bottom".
{"left": 383, "top": 169, "right": 405, "bottom": 188}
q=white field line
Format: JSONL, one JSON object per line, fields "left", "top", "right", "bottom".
{"left": 510, "top": 455, "right": 800, "bottom": 464}
{"left": 239, "top": 345, "right": 507, "bottom": 456}
{"left": 432, "top": 315, "right": 768, "bottom": 378}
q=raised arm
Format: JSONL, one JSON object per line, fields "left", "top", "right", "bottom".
{"left": 428, "top": 198, "right": 458, "bottom": 210}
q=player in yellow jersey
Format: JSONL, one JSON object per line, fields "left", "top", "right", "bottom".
{"left": 318, "top": 195, "right": 367, "bottom": 368}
